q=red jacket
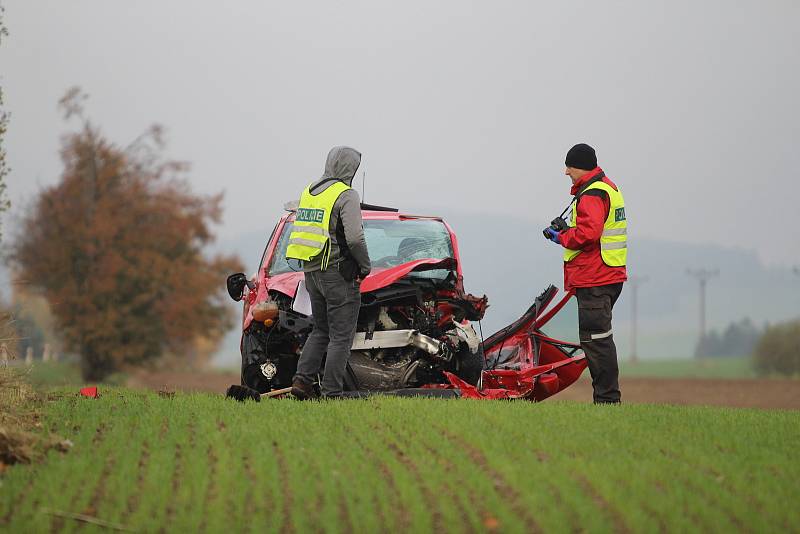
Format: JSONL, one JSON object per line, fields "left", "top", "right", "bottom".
{"left": 558, "top": 167, "right": 628, "bottom": 290}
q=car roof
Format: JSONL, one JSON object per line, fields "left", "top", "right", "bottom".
{"left": 361, "top": 210, "right": 443, "bottom": 221}
{"left": 282, "top": 210, "right": 444, "bottom": 222}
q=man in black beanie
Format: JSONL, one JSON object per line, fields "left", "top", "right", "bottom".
{"left": 543, "top": 143, "right": 628, "bottom": 403}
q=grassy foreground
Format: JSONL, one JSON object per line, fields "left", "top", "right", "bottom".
{"left": 1, "top": 389, "right": 798, "bottom": 533}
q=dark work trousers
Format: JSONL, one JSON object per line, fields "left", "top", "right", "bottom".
{"left": 294, "top": 268, "right": 361, "bottom": 397}
{"left": 575, "top": 283, "right": 624, "bottom": 404}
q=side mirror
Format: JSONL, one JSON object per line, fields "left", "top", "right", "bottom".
{"left": 227, "top": 273, "right": 255, "bottom": 302}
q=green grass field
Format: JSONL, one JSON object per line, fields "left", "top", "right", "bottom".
{"left": 2, "top": 389, "right": 798, "bottom": 533}
{"left": 620, "top": 356, "right": 760, "bottom": 379}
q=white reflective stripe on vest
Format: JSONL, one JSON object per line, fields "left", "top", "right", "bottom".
{"left": 602, "top": 228, "right": 627, "bottom": 237}
{"left": 289, "top": 237, "right": 324, "bottom": 249}
{"left": 291, "top": 224, "right": 327, "bottom": 236}
{"left": 601, "top": 242, "right": 627, "bottom": 250}
{"left": 591, "top": 330, "right": 613, "bottom": 340}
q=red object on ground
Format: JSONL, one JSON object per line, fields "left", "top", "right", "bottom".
{"left": 80, "top": 386, "right": 98, "bottom": 398}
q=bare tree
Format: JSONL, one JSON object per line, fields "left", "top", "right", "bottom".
{"left": 0, "top": 4, "right": 10, "bottom": 241}
{"left": 0, "top": 4, "right": 13, "bottom": 364}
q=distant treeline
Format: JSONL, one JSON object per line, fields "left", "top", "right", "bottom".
{"left": 694, "top": 318, "right": 762, "bottom": 358}
{"left": 695, "top": 316, "right": 800, "bottom": 376}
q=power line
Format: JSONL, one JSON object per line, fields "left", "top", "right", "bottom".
{"left": 686, "top": 268, "right": 719, "bottom": 349}
{"left": 628, "top": 275, "right": 648, "bottom": 364}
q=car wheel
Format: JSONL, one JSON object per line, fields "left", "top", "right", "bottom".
{"left": 453, "top": 345, "right": 484, "bottom": 386}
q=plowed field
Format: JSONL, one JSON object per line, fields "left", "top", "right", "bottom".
{"left": 557, "top": 377, "right": 800, "bottom": 409}
{"left": 128, "top": 370, "right": 800, "bottom": 410}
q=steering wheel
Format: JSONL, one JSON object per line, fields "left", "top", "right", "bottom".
{"left": 374, "top": 255, "right": 405, "bottom": 267}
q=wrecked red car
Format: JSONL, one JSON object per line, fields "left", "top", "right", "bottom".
{"left": 226, "top": 205, "right": 586, "bottom": 401}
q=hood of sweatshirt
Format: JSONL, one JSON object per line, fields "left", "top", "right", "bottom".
{"left": 313, "top": 146, "right": 361, "bottom": 191}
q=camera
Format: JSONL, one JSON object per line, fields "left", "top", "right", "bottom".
{"left": 542, "top": 217, "right": 569, "bottom": 239}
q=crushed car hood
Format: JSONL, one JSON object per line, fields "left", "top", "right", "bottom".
{"left": 264, "top": 258, "right": 457, "bottom": 299}
{"left": 360, "top": 258, "right": 455, "bottom": 293}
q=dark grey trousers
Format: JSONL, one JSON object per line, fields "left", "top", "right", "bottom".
{"left": 294, "top": 268, "right": 361, "bottom": 396}
{"left": 576, "top": 283, "right": 624, "bottom": 404}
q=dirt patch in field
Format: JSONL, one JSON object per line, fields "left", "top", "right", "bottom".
{"left": 127, "top": 369, "right": 240, "bottom": 394}
{"left": 556, "top": 376, "right": 800, "bottom": 410}
{"left": 126, "top": 370, "right": 800, "bottom": 410}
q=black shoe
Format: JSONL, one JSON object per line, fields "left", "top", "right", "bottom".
{"left": 291, "top": 379, "right": 316, "bottom": 400}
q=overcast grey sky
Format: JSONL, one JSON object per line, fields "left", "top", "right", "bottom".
{"left": 2, "top": 0, "right": 799, "bottom": 266}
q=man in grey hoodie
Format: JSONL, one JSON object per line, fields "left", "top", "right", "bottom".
{"left": 290, "top": 146, "right": 371, "bottom": 398}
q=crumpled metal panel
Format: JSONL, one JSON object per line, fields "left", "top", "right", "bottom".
{"left": 351, "top": 330, "right": 441, "bottom": 355}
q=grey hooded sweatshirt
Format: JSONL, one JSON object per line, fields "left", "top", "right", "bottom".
{"left": 302, "top": 146, "right": 371, "bottom": 275}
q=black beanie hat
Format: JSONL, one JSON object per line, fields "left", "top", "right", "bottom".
{"left": 565, "top": 143, "right": 597, "bottom": 170}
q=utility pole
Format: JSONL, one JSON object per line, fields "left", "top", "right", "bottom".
{"left": 686, "top": 268, "right": 719, "bottom": 350}
{"left": 628, "top": 275, "right": 648, "bottom": 364}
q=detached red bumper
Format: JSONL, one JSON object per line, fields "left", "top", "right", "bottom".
{"left": 434, "top": 285, "right": 588, "bottom": 401}
{"left": 439, "top": 353, "right": 587, "bottom": 401}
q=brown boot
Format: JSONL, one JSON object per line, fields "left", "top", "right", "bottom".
{"left": 291, "top": 379, "right": 316, "bottom": 400}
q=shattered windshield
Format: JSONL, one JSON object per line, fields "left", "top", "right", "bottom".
{"left": 363, "top": 219, "right": 454, "bottom": 279}
{"left": 268, "top": 218, "right": 455, "bottom": 279}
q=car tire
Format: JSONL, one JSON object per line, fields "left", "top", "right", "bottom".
{"left": 453, "top": 345, "right": 484, "bottom": 386}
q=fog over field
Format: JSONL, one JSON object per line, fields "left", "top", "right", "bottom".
{"left": 1, "top": 0, "right": 798, "bottom": 363}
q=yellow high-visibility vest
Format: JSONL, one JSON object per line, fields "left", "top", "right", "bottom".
{"left": 285, "top": 181, "right": 351, "bottom": 270}
{"left": 563, "top": 180, "right": 627, "bottom": 267}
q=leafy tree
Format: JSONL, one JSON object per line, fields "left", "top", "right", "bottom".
{"left": 11, "top": 88, "right": 242, "bottom": 381}
{"left": 754, "top": 319, "right": 800, "bottom": 375}
{"left": 754, "top": 319, "right": 800, "bottom": 376}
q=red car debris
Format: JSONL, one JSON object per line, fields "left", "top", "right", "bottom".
{"left": 226, "top": 205, "right": 586, "bottom": 401}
